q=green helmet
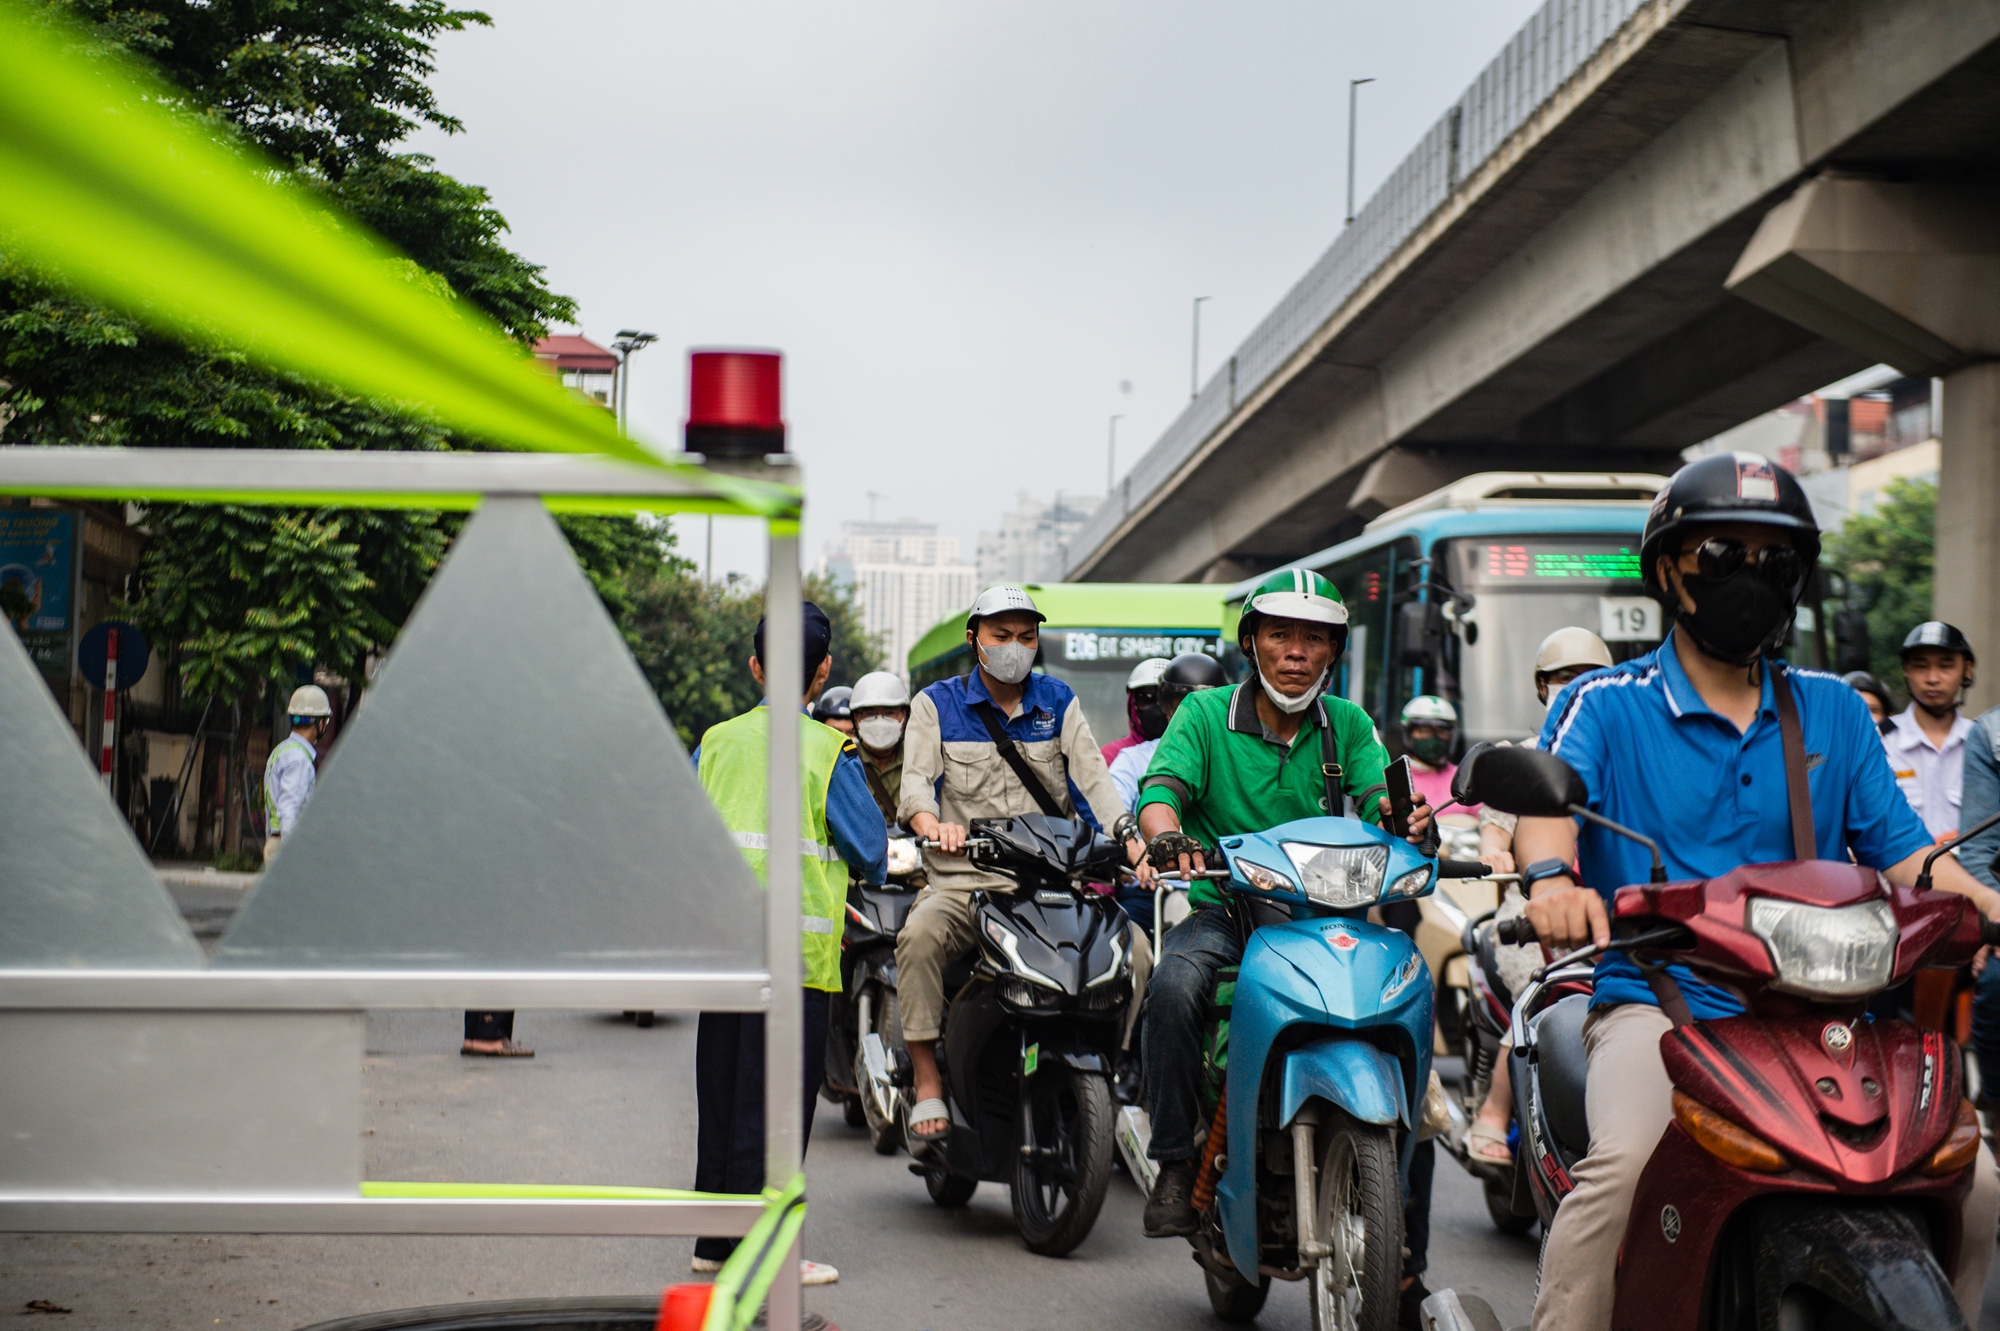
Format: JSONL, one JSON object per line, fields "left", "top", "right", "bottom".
{"left": 1239, "top": 567, "right": 1349, "bottom": 653}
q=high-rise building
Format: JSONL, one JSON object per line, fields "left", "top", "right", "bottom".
{"left": 830, "top": 520, "right": 977, "bottom": 680}
{"left": 976, "top": 491, "right": 1099, "bottom": 588}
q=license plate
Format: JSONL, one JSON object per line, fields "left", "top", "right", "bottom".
{"left": 1598, "top": 596, "right": 1660, "bottom": 642}
{"left": 1023, "top": 1042, "right": 1039, "bottom": 1077}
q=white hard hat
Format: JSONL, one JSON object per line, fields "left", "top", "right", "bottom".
{"left": 966, "top": 585, "right": 1045, "bottom": 628}
{"left": 1401, "top": 695, "right": 1457, "bottom": 726}
{"left": 1126, "top": 657, "right": 1170, "bottom": 690}
{"left": 1535, "top": 627, "right": 1614, "bottom": 676}
{"left": 286, "top": 684, "right": 333, "bottom": 718}
{"left": 850, "top": 670, "right": 910, "bottom": 711}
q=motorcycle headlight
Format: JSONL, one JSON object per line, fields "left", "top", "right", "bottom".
{"left": 1281, "top": 842, "right": 1389, "bottom": 908}
{"left": 1237, "top": 859, "right": 1297, "bottom": 894}
{"left": 1748, "top": 897, "right": 1897, "bottom": 1000}
{"left": 996, "top": 974, "right": 1064, "bottom": 1013}
{"left": 1385, "top": 864, "right": 1433, "bottom": 899}
{"left": 1078, "top": 976, "right": 1131, "bottom": 1012}
{"left": 984, "top": 916, "right": 1061, "bottom": 990}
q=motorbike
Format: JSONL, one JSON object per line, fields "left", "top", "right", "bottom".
{"left": 823, "top": 834, "right": 923, "bottom": 1153}
{"left": 1422, "top": 743, "right": 2000, "bottom": 1331}
{"left": 890, "top": 813, "right": 1137, "bottom": 1257}
{"left": 1168, "top": 812, "right": 1487, "bottom": 1330}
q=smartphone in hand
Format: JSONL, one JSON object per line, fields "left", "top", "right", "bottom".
{"left": 1384, "top": 755, "right": 1416, "bottom": 839}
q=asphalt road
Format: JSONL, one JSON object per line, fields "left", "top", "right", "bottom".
{"left": 5, "top": 1007, "right": 1997, "bottom": 1331}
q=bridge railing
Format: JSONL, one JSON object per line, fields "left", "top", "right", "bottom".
{"left": 1070, "top": 0, "right": 1651, "bottom": 573}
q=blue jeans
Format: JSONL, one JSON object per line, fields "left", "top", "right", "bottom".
{"left": 1974, "top": 962, "right": 2000, "bottom": 1098}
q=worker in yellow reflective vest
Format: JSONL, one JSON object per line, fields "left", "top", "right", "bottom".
{"left": 689, "top": 601, "right": 888, "bottom": 1289}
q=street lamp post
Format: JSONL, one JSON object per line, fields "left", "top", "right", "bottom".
{"left": 1191, "top": 297, "right": 1211, "bottom": 400}
{"left": 610, "top": 329, "right": 658, "bottom": 434}
{"left": 1107, "top": 415, "right": 1122, "bottom": 493}
{"left": 1346, "top": 78, "right": 1374, "bottom": 226}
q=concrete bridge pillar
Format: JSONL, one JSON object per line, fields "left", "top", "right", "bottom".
{"left": 1727, "top": 176, "right": 2000, "bottom": 713}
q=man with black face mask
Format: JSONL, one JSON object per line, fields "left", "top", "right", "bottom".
{"left": 1512, "top": 454, "right": 2000, "bottom": 1331}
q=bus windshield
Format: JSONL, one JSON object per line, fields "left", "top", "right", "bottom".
{"left": 1444, "top": 535, "right": 1661, "bottom": 742}
{"left": 1041, "top": 630, "right": 1224, "bottom": 745}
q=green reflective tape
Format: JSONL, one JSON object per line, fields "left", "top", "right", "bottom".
{"left": 703, "top": 1174, "right": 807, "bottom": 1331}
{"left": 360, "top": 1181, "right": 761, "bottom": 1202}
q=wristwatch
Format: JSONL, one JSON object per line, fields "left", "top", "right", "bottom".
{"left": 1519, "top": 858, "right": 1575, "bottom": 893}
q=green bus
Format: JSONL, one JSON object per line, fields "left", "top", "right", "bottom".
{"left": 907, "top": 583, "right": 1232, "bottom": 746}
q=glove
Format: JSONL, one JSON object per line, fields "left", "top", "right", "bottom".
{"left": 1146, "top": 830, "right": 1208, "bottom": 872}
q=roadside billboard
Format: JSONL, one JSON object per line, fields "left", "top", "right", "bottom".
{"left": 0, "top": 509, "right": 79, "bottom": 681}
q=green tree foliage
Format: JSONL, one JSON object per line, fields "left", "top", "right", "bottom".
{"left": 0, "top": 0, "right": 658, "bottom": 711}
{"left": 1825, "top": 477, "right": 1935, "bottom": 693}
{"left": 624, "top": 562, "right": 885, "bottom": 750}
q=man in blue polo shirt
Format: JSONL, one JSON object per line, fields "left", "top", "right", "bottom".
{"left": 1514, "top": 454, "right": 2000, "bottom": 1331}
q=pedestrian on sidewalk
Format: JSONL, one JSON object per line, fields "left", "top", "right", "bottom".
{"left": 689, "top": 602, "right": 888, "bottom": 1287}
{"left": 263, "top": 685, "right": 332, "bottom": 867}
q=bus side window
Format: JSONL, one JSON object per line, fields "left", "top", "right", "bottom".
{"left": 1328, "top": 550, "right": 1393, "bottom": 728}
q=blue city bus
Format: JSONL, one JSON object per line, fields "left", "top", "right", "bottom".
{"left": 1224, "top": 471, "right": 1848, "bottom": 749}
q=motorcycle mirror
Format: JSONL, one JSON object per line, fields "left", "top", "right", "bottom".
{"left": 1456, "top": 743, "right": 1588, "bottom": 817}
{"left": 1916, "top": 806, "right": 2000, "bottom": 891}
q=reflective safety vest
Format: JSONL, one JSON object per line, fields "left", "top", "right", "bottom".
{"left": 697, "top": 706, "right": 849, "bottom": 992}
{"left": 264, "top": 734, "right": 316, "bottom": 834}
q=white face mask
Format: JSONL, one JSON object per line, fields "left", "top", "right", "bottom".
{"left": 857, "top": 715, "right": 904, "bottom": 752}
{"left": 979, "top": 641, "right": 1036, "bottom": 685}
{"left": 1259, "top": 668, "right": 1328, "bottom": 715}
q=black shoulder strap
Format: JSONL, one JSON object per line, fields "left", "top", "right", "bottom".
{"left": 1639, "top": 960, "right": 1696, "bottom": 1029}
{"left": 971, "top": 701, "right": 1066, "bottom": 819}
{"left": 1768, "top": 662, "right": 1816, "bottom": 862}
{"left": 1314, "top": 698, "right": 1344, "bottom": 814}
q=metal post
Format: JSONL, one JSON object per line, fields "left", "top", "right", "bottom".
{"left": 1106, "top": 415, "right": 1121, "bottom": 493}
{"left": 1346, "top": 78, "right": 1374, "bottom": 226}
{"left": 1190, "top": 297, "right": 1210, "bottom": 400}
{"left": 99, "top": 625, "right": 119, "bottom": 794}
{"left": 763, "top": 519, "right": 803, "bottom": 1331}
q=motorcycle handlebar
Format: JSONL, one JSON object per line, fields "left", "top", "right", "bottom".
{"left": 1437, "top": 858, "right": 1491, "bottom": 879}
{"left": 1495, "top": 916, "right": 1537, "bottom": 946}
{"left": 916, "top": 836, "right": 994, "bottom": 852}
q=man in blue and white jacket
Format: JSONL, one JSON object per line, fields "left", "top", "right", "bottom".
{"left": 897, "top": 585, "right": 1152, "bottom": 1141}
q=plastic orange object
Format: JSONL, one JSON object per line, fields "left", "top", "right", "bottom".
{"left": 656, "top": 1282, "right": 714, "bottom": 1331}
{"left": 1191, "top": 1087, "right": 1228, "bottom": 1212}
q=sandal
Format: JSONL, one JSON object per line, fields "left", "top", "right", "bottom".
{"left": 461, "top": 1039, "right": 535, "bottom": 1057}
{"left": 906, "top": 1096, "right": 951, "bottom": 1142}
{"left": 1467, "top": 1119, "right": 1512, "bottom": 1165}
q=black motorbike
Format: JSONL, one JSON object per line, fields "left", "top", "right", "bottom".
{"left": 823, "top": 834, "right": 923, "bottom": 1154}
{"left": 901, "top": 814, "right": 1136, "bottom": 1256}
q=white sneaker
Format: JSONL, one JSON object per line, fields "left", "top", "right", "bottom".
{"left": 800, "top": 1260, "right": 839, "bottom": 1286}
{"left": 690, "top": 1256, "right": 724, "bottom": 1273}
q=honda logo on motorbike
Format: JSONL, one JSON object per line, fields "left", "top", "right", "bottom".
{"left": 1660, "top": 1205, "right": 1682, "bottom": 1244}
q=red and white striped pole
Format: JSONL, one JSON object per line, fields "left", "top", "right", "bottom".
{"left": 99, "top": 625, "right": 119, "bottom": 796}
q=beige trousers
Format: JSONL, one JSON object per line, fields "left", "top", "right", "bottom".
{"left": 895, "top": 886, "right": 1151, "bottom": 1046}
{"left": 263, "top": 834, "right": 282, "bottom": 866}
{"left": 1533, "top": 1003, "right": 2000, "bottom": 1330}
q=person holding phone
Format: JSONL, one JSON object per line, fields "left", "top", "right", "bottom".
{"left": 1133, "top": 568, "right": 1437, "bottom": 1324}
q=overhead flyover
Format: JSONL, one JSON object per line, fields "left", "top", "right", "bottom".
{"left": 1066, "top": 0, "right": 2000, "bottom": 605}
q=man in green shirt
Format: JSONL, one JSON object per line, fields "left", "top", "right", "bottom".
{"left": 1136, "top": 568, "right": 1433, "bottom": 1244}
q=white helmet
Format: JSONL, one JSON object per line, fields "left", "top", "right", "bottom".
{"left": 850, "top": 670, "right": 910, "bottom": 712}
{"left": 966, "top": 585, "right": 1045, "bottom": 629}
{"left": 1400, "top": 695, "right": 1457, "bottom": 726}
{"left": 1126, "top": 657, "right": 1170, "bottom": 691}
{"left": 286, "top": 684, "right": 333, "bottom": 719}
{"left": 1535, "top": 627, "right": 1614, "bottom": 677}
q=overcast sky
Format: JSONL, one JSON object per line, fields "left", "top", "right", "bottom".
{"left": 408, "top": 0, "right": 1547, "bottom": 580}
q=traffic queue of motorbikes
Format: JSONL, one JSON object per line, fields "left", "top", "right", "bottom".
{"left": 809, "top": 667, "right": 2000, "bottom": 1331}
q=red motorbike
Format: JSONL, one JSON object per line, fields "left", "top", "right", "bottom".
{"left": 1418, "top": 744, "right": 2000, "bottom": 1331}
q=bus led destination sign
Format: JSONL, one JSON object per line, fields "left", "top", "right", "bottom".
{"left": 1481, "top": 543, "right": 1642, "bottom": 583}
{"left": 1057, "top": 631, "right": 1220, "bottom": 665}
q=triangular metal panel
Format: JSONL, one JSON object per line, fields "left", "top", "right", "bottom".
{"left": 0, "top": 618, "right": 203, "bottom": 967}
{"left": 215, "top": 497, "right": 764, "bottom": 970}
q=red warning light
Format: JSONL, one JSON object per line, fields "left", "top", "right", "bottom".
{"left": 685, "top": 349, "right": 785, "bottom": 457}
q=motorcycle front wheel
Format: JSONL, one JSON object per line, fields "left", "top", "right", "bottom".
{"left": 1009, "top": 1066, "right": 1114, "bottom": 1257}
{"left": 854, "top": 986, "right": 905, "bottom": 1155}
{"left": 1483, "top": 1171, "right": 1533, "bottom": 1235}
{"left": 1308, "top": 1115, "right": 1403, "bottom": 1331}
{"left": 923, "top": 1164, "right": 977, "bottom": 1208}
{"left": 1204, "top": 1259, "right": 1271, "bottom": 1322}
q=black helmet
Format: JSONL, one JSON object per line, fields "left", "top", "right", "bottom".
{"left": 1640, "top": 453, "right": 1821, "bottom": 602}
{"left": 811, "top": 685, "right": 853, "bottom": 724}
{"left": 1158, "top": 651, "right": 1229, "bottom": 710}
{"left": 1841, "top": 670, "right": 1893, "bottom": 709}
{"left": 1900, "top": 621, "right": 1975, "bottom": 662}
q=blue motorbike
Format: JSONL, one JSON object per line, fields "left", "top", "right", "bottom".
{"left": 1183, "top": 814, "right": 1486, "bottom": 1330}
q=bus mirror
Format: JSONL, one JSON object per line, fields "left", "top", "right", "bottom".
{"left": 1834, "top": 609, "right": 1871, "bottom": 674}
{"left": 1395, "top": 600, "right": 1443, "bottom": 668}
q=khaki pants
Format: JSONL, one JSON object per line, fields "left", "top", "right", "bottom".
{"left": 895, "top": 886, "right": 1151, "bottom": 1047}
{"left": 1533, "top": 1003, "right": 2000, "bottom": 1330}
{"left": 263, "top": 834, "right": 282, "bottom": 866}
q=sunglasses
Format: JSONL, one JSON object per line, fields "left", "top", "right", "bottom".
{"left": 1678, "top": 536, "right": 1807, "bottom": 590}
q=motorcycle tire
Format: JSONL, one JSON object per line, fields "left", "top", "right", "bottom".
{"left": 1307, "top": 1114, "right": 1403, "bottom": 1331}
{"left": 1009, "top": 1066, "right": 1114, "bottom": 1257}
{"left": 1204, "top": 1260, "right": 1271, "bottom": 1322}
{"left": 1483, "top": 1172, "right": 1534, "bottom": 1235}
{"left": 855, "top": 987, "right": 905, "bottom": 1155}
{"left": 842, "top": 1095, "right": 867, "bottom": 1130}
{"left": 924, "top": 1165, "right": 977, "bottom": 1209}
